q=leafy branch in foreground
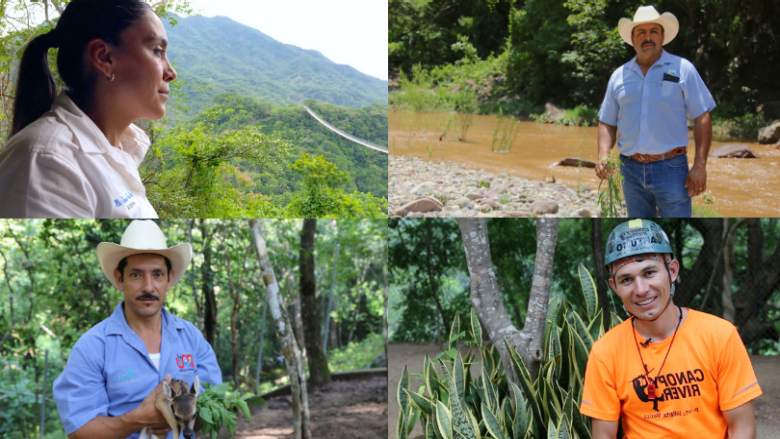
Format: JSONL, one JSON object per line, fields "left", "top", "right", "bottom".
{"left": 597, "top": 154, "right": 625, "bottom": 218}
{"left": 197, "top": 382, "right": 253, "bottom": 439}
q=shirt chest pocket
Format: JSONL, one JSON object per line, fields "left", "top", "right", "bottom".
{"left": 659, "top": 80, "right": 685, "bottom": 108}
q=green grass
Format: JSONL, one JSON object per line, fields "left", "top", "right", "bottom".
{"left": 328, "top": 333, "right": 385, "bottom": 371}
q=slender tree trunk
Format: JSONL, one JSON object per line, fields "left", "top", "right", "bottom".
{"left": 425, "top": 221, "right": 445, "bottom": 345}
{"left": 300, "top": 219, "right": 331, "bottom": 386}
{"left": 186, "top": 220, "right": 204, "bottom": 331}
{"left": 590, "top": 218, "right": 609, "bottom": 331}
{"left": 721, "top": 219, "right": 736, "bottom": 323}
{"left": 248, "top": 220, "right": 311, "bottom": 439}
{"left": 456, "top": 218, "right": 559, "bottom": 382}
{"left": 383, "top": 259, "right": 389, "bottom": 357}
{"left": 224, "top": 248, "right": 242, "bottom": 391}
{"left": 293, "top": 288, "right": 305, "bottom": 350}
{"left": 199, "top": 220, "right": 217, "bottom": 347}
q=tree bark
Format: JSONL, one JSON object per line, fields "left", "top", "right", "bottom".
{"left": 223, "top": 247, "right": 242, "bottom": 391}
{"left": 425, "top": 220, "right": 446, "bottom": 345}
{"left": 300, "top": 219, "right": 331, "bottom": 386}
{"left": 590, "top": 218, "right": 610, "bottom": 331}
{"left": 293, "top": 288, "right": 305, "bottom": 349}
{"left": 456, "top": 218, "right": 559, "bottom": 382}
{"left": 199, "top": 220, "right": 218, "bottom": 347}
{"left": 721, "top": 219, "right": 736, "bottom": 323}
{"left": 249, "top": 220, "right": 311, "bottom": 439}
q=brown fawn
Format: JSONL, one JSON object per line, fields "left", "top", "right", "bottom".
{"left": 139, "top": 375, "right": 199, "bottom": 439}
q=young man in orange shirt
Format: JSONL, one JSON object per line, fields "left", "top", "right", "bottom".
{"left": 579, "top": 219, "right": 761, "bottom": 439}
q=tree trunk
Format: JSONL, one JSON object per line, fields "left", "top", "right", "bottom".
{"left": 425, "top": 220, "right": 445, "bottom": 345}
{"left": 456, "top": 218, "right": 559, "bottom": 382}
{"left": 224, "top": 248, "right": 242, "bottom": 391}
{"left": 721, "top": 219, "right": 736, "bottom": 323}
{"left": 199, "top": 220, "right": 218, "bottom": 347}
{"left": 293, "top": 289, "right": 305, "bottom": 350}
{"left": 590, "top": 218, "right": 609, "bottom": 331}
{"left": 186, "top": 220, "right": 204, "bottom": 331}
{"left": 248, "top": 220, "right": 311, "bottom": 439}
{"left": 300, "top": 219, "right": 331, "bottom": 386}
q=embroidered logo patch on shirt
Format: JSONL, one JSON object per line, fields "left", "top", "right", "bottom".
{"left": 109, "top": 369, "right": 142, "bottom": 387}
{"left": 176, "top": 354, "right": 196, "bottom": 369}
{"left": 667, "top": 70, "right": 677, "bottom": 76}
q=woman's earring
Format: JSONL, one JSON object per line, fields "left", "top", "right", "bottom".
{"left": 108, "top": 74, "right": 115, "bottom": 82}
{"left": 670, "top": 284, "right": 676, "bottom": 297}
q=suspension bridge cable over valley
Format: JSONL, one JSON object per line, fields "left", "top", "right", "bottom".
{"left": 302, "top": 104, "right": 388, "bottom": 154}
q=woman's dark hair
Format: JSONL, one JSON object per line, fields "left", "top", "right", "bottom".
{"left": 11, "top": 0, "right": 153, "bottom": 136}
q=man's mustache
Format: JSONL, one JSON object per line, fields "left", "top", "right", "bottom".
{"left": 136, "top": 293, "right": 159, "bottom": 301}
{"left": 642, "top": 40, "right": 656, "bottom": 47}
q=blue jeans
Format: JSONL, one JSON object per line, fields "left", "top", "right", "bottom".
{"left": 619, "top": 153, "right": 692, "bottom": 217}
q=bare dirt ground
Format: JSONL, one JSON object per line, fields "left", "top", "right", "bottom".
{"left": 219, "top": 376, "right": 388, "bottom": 439}
{"left": 388, "top": 343, "right": 780, "bottom": 439}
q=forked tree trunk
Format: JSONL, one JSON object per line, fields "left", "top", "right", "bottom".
{"left": 248, "top": 220, "right": 311, "bottom": 439}
{"left": 456, "top": 218, "right": 559, "bottom": 382}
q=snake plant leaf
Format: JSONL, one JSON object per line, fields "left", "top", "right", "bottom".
{"left": 399, "top": 363, "right": 410, "bottom": 415}
{"left": 501, "top": 398, "right": 513, "bottom": 436}
{"left": 570, "top": 330, "right": 590, "bottom": 381}
{"left": 547, "top": 418, "right": 558, "bottom": 439}
{"left": 588, "top": 309, "right": 604, "bottom": 342}
{"left": 440, "top": 359, "right": 479, "bottom": 439}
{"left": 449, "top": 312, "right": 461, "bottom": 351}
{"left": 398, "top": 405, "right": 408, "bottom": 439}
{"left": 482, "top": 364, "right": 497, "bottom": 411}
{"left": 543, "top": 295, "right": 563, "bottom": 352}
{"left": 578, "top": 263, "right": 598, "bottom": 321}
{"left": 571, "top": 406, "right": 591, "bottom": 439}
{"left": 509, "top": 381, "right": 528, "bottom": 438}
{"left": 409, "top": 407, "right": 422, "bottom": 435}
{"left": 406, "top": 388, "right": 434, "bottom": 416}
{"left": 557, "top": 414, "right": 571, "bottom": 439}
{"left": 559, "top": 320, "right": 572, "bottom": 390}
{"left": 454, "top": 351, "right": 467, "bottom": 402}
{"left": 436, "top": 400, "right": 454, "bottom": 439}
{"left": 481, "top": 404, "right": 508, "bottom": 439}
{"left": 470, "top": 308, "right": 483, "bottom": 348}
{"left": 571, "top": 311, "right": 594, "bottom": 352}
{"left": 505, "top": 339, "right": 544, "bottom": 434}
{"left": 427, "top": 358, "right": 441, "bottom": 398}
{"left": 610, "top": 311, "right": 624, "bottom": 328}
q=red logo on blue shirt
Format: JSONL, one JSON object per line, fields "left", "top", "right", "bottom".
{"left": 176, "top": 354, "right": 195, "bottom": 369}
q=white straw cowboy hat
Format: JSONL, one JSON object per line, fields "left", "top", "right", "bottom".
{"left": 96, "top": 220, "right": 192, "bottom": 290}
{"left": 618, "top": 5, "right": 679, "bottom": 46}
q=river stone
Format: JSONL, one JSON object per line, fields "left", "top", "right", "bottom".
{"left": 532, "top": 200, "right": 559, "bottom": 215}
{"left": 572, "top": 208, "right": 592, "bottom": 218}
{"left": 545, "top": 103, "right": 565, "bottom": 123}
{"left": 503, "top": 211, "right": 533, "bottom": 218}
{"left": 554, "top": 158, "right": 597, "bottom": 168}
{"left": 393, "top": 197, "right": 442, "bottom": 216}
{"left": 454, "top": 197, "right": 473, "bottom": 209}
{"left": 758, "top": 120, "right": 780, "bottom": 144}
{"left": 483, "top": 189, "right": 499, "bottom": 199}
{"left": 491, "top": 183, "right": 506, "bottom": 194}
{"left": 411, "top": 181, "right": 438, "bottom": 194}
{"left": 466, "top": 193, "right": 484, "bottom": 201}
{"left": 709, "top": 144, "right": 761, "bottom": 158}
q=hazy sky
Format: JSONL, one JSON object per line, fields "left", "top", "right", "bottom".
{"left": 190, "top": 0, "right": 388, "bottom": 81}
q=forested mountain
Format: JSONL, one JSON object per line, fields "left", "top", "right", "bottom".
{"left": 164, "top": 15, "right": 388, "bottom": 116}
{"left": 187, "top": 95, "right": 389, "bottom": 203}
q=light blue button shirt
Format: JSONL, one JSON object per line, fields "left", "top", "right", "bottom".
{"left": 53, "top": 302, "right": 222, "bottom": 438}
{"left": 599, "top": 50, "right": 716, "bottom": 157}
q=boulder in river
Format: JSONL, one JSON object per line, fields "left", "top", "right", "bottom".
{"left": 554, "top": 158, "right": 597, "bottom": 168}
{"left": 531, "top": 200, "right": 559, "bottom": 215}
{"left": 709, "top": 144, "right": 761, "bottom": 159}
{"left": 393, "top": 197, "right": 442, "bottom": 216}
{"left": 545, "top": 103, "right": 565, "bottom": 123}
{"left": 410, "top": 181, "right": 438, "bottom": 195}
{"left": 758, "top": 120, "right": 780, "bottom": 144}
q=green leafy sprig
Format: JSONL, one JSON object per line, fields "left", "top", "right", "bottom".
{"left": 197, "top": 382, "right": 252, "bottom": 439}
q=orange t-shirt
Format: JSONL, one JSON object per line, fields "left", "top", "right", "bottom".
{"left": 579, "top": 308, "right": 762, "bottom": 438}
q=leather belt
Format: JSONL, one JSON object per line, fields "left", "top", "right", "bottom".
{"left": 626, "top": 147, "right": 687, "bottom": 164}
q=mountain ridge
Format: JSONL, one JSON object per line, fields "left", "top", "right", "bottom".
{"left": 163, "top": 15, "right": 388, "bottom": 116}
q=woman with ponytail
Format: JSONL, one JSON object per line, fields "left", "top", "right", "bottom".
{"left": 0, "top": 0, "right": 176, "bottom": 218}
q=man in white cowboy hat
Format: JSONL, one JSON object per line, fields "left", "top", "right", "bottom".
{"left": 53, "top": 220, "right": 222, "bottom": 439}
{"left": 595, "top": 5, "right": 715, "bottom": 218}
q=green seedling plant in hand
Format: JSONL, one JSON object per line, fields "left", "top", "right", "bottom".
{"left": 197, "top": 382, "right": 252, "bottom": 439}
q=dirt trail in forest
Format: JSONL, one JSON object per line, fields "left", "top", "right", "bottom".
{"left": 219, "top": 375, "right": 388, "bottom": 439}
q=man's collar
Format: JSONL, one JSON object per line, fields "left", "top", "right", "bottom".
{"left": 105, "top": 301, "right": 184, "bottom": 335}
{"left": 629, "top": 49, "right": 672, "bottom": 75}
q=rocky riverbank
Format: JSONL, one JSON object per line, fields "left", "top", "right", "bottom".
{"left": 389, "top": 155, "right": 603, "bottom": 218}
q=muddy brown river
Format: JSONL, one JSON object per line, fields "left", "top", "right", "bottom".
{"left": 389, "top": 111, "right": 780, "bottom": 217}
